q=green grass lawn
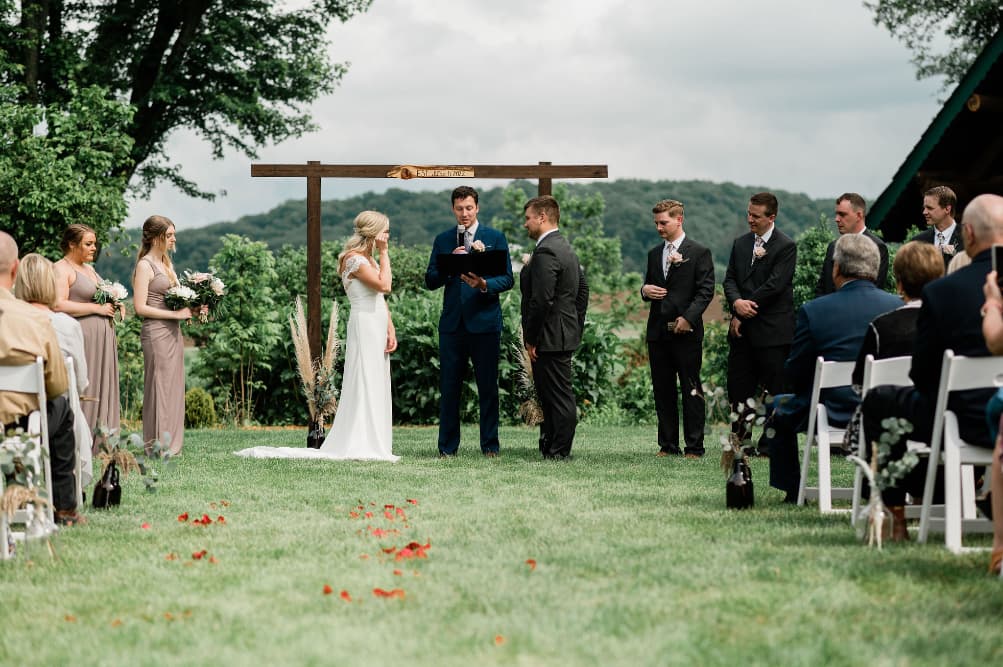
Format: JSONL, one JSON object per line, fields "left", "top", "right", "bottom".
{"left": 2, "top": 425, "right": 1001, "bottom": 666}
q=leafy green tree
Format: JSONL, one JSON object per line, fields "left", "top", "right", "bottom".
{"left": 793, "top": 213, "right": 835, "bottom": 310}
{"left": 0, "top": 79, "right": 133, "bottom": 256}
{"left": 0, "top": 0, "right": 372, "bottom": 199}
{"left": 192, "top": 234, "right": 283, "bottom": 424}
{"left": 866, "top": 0, "right": 1002, "bottom": 86}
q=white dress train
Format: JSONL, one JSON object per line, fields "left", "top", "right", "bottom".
{"left": 235, "top": 254, "right": 398, "bottom": 461}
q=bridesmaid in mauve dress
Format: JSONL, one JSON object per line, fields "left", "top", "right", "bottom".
{"left": 132, "top": 216, "right": 193, "bottom": 456}
{"left": 54, "top": 224, "right": 124, "bottom": 449}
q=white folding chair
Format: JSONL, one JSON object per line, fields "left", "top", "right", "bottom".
{"left": 851, "top": 355, "right": 914, "bottom": 528}
{"left": 797, "top": 357, "right": 856, "bottom": 512}
{"left": 918, "top": 350, "right": 1002, "bottom": 552}
{"left": 0, "top": 357, "right": 56, "bottom": 559}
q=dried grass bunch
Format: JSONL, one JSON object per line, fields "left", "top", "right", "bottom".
{"left": 290, "top": 297, "right": 340, "bottom": 426}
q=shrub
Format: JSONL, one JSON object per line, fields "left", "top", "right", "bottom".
{"left": 185, "top": 387, "right": 217, "bottom": 428}
{"left": 115, "top": 309, "right": 144, "bottom": 421}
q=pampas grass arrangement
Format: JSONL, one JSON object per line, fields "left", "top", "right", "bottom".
{"left": 290, "top": 297, "right": 340, "bottom": 428}
{"left": 512, "top": 327, "right": 543, "bottom": 426}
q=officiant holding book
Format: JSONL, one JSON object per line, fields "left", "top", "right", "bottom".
{"left": 425, "top": 186, "right": 514, "bottom": 457}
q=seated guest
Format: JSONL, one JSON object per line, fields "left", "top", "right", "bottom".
{"left": 975, "top": 196, "right": 1003, "bottom": 574}
{"left": 760, "top": 234, "right": 903, "bottom": 502}
{"left": 851, "top": 241, "right": 944, "bottom": 386}
{"left": 862, "top": 194, "right": 1003, "bottom": 542}
{"left": 0, "top": 232, "right": 83, "bottom": 526}
{"left": 14, "top": 253, "right": 93, "bottom": 488}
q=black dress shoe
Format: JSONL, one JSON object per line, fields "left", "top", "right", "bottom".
{"left": 782, "top": 492, "right": 798, "bottom": 504}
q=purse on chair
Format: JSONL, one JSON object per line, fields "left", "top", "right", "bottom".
{"left": 92, "top": 461, "right": 121, "bottom": 509}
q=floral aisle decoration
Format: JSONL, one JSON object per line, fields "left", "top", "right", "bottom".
{"left": 0, "top": 428, "right": 54, "bottom": 557}
{"left": 289, "top": 296, "right": 340, "bottom": 448}
{"left": 847, "top": 417, "right": 917, "bottom": 549}
{"left": 92, "top": 426, "right": 174, "bottom": 508}
{"left": 710, "top": 389, "right": 769, "bottom": 509}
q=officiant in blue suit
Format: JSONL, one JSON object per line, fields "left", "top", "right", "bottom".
{"left": 425, "top": 186, "right": 514, "bottom": 458}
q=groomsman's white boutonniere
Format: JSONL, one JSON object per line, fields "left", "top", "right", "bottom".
{"left": 941, "top": 244, "right": 956, "bottom": 256}
{"left": 668, "top": 251, "right": 687, "bottom": 265}
{"left": 471, "top": 240, "right": 486, "bottom": 253}
{"left": 753, "top": 245, "right": 767, "bottom": 259}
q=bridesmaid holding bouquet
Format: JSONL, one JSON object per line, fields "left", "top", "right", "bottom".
{"left": 132, "top": 215, "right": 193, "bottom": 455}
{"left": 54, "top": 224, "right": 124, "bottom": 447}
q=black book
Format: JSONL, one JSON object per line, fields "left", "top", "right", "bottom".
{"left": 435, "top": 249, "right": 508, "bottom": 277}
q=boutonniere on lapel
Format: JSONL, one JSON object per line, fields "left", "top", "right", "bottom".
{"left": 941, "top": 244, "right": 956, "bottom": 256}
{"left": 471, "top": 240, "right": 486, "bottom": 253}
{"left": 753, "top": 245, "right": 767, "bottom": 260}
{"left": 668, "top": 251, "right": 687, "bottom": 266}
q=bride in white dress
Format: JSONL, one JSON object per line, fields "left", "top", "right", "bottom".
{"left": 236, "top": 211, "right": 399, "bottom": 461}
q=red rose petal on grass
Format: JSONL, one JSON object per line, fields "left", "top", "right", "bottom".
{"left": 192, "top": 550, "right": 207, "bottom": 560}
{"left": 384, "top": 504, "right": 395, "bottom": 510}
{"left": 381, "top": 546, "right": 397, "bottom": 554}
{"left": 364, "top": 512, "right": 373, "bottom": 519}
{"left": 525, "top": 559, "right": 537, "bottom": 571}
{"left": 340, "top": 590, "right": 352, "bottom": 602}
{"left": 164, "top": 612, "right": 174, "bottom": 621}
{"left": 141, "top": 522, "right": 151, "bottom": 530}
{"left": 349, "top": 511, "right": 359, "bottom": 519}
{"left": 166, "top": 553, "right": 177, "bottom": 561}
{"left": 395, "top": 507, "right": 406, "bottom": 517}
{"left": 323, "top": 585, "right": 333, "bottom": 595}
{"left": 494, "top": 635, "right": 505, "bottom": 646}
{"left": 209, "top": 556, "right": 219, "bottom": 564}
{"left": 406, "top": 499, "right": 418, "bottom": 505}
{"left": 111, "top": 619, "right": 122, "bottom": 627}
{"left": 200, "top": 514, "right": 212, "bottom": 525}
{"left": 64, "top": 615, "right": 76, "bottom": 622}
{"left": 373, "top": 588, "right": 405, "bottom": 599}
{"left": 359, "top": 554, "right": 369, "bottom": 560}
{"left": 216, "top": 516, "right": 226, "bottom": 524}
{"left": 369, "top": 501, "right": 376, "bottom": 506}
{"left": 393, "top": 569, "right": 403, "bottom": 576}
{"left": 220, "top": 500, "right": 230, "bottom": 507}
{"left": 177, "top": 512, "right": 189, "bottom": 522}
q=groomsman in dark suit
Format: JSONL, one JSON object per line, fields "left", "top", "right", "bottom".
{"left": 722, "top": 192, "right": 797, "bottom": 448}
{"left": 815, "top": 193, "right": 889, "bottom": 296}
{"left": 425, "top": 186, "right": 514, "bottom": 457}
{"left": 911, "top": 185, "right": 964, "bottom": 269}
{"left": 641, "top": 200, "right": 715, "bottom": 458}
{"left": 520, "top": 195, "right": 589, "bottom": 460}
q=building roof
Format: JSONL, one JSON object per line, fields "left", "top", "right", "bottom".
{"left": 870, "top": 28, "right": 1003, "bottom": 241}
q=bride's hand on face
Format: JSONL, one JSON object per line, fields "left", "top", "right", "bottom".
{"left": 374, "top": 231, "right": 389, "bottom": 252}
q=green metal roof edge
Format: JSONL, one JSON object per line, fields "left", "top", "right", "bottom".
{"left": 869, "top": 28, "right": 1003, "bottom": 230}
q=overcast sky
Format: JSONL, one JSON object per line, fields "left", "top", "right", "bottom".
{"left": 133, "top": 0, "right": 946, "bottom": 230}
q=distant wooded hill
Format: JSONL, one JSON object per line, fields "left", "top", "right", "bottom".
{"left": 97, "top": 180, "right": 833, "bottom": 286}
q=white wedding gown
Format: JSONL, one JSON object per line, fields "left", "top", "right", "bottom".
{"left": 235, "top": 254, "right": 399, "bottom": 461}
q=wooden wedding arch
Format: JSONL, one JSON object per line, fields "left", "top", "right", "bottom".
{"left": 250, "top": 161, "right": 608, "bottom": 360}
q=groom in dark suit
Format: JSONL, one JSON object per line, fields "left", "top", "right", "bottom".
{"left": 641, "top": 199, "right": 715, "bottom": 458}
{"left": 520, "top": 195, "right": 589, "bottom": 460}
{"left": 722, "top": 192, "right": 797, "bottom": 448}
{"left": 425, "top": 186, "right": 514, "bottom": 457}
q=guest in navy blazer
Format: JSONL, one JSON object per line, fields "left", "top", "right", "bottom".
{"left": 641, "top": 199, "right": 715, "bottom": 458}
{"left": 760, "top": 234, "right": 902, "bottom": 501}
{"left": 424, "top": 186, "right": 514, "bottom": 457}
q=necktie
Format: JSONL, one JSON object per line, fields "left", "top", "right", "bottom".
{"left": 752, "top": 235, "right": 763, "bottom": 265}
{"left": 664, "top": 243, "right": 673, "bottom": 278}
{"left": 936, "top": 232, "right": 945, "bottom": 248}
{"left": 464, "top": 231, "right": 472, "bottom": 252}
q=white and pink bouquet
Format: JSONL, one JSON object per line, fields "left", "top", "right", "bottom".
{"left": 180, "top": 269, "right": 226, "bottom": 323}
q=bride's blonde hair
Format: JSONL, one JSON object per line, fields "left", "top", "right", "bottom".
{"left": 338, "top": 210, "right": 389, "bottom": 273}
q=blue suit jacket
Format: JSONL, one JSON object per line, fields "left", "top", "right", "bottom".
{"left": 783, "top": 279, "right": 903, "bottom": 424}
{"left": 424, "top": 224, "right": 514, "bottom": 334}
